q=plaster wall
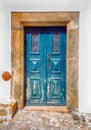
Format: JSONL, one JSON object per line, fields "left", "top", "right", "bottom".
{"left": 0, "top": 0, "right": 91, "bottom": 112}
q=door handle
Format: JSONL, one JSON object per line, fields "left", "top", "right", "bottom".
{"left": 47, "top": 53, "right": 50, "bottom": 62}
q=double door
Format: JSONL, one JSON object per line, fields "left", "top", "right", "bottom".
{"left": 25, "top": 26, "right": 66, "bottom": 105}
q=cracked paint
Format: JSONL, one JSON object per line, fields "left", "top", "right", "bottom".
{"left": 26, "top": 77, "right": 31, "bottom": 100}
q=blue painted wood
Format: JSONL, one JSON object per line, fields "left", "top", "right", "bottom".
{"left": 25, "top": 27, "right": 66, "bottom": 105}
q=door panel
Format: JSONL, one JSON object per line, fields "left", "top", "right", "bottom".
{"left": 46, "top": 30, "right": 66, "bottom": 105}
{"left": 25, "top": 27, "right": 66, "bottom": 105}
{"left": 25, "top": 28, "right": 47, "bottom": 105}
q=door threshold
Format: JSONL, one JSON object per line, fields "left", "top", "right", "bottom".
{"left": 24, "top": 106, "right": 68, "bottom": 113}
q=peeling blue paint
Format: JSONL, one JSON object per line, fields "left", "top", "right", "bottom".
{"left": 25, "top": 27, "right": 66, "bottom": 105}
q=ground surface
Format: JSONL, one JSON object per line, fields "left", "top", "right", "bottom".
{"left": 0, "top": 108, "right": 91, "bottom": 130}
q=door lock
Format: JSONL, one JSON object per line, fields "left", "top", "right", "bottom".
{"left": 47, "top": 53, "right": 50, "bottom": 62}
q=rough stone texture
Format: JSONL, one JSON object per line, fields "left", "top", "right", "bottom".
{"left": 0, "top": 108, "right": 91, "bottom": 130}
{"left": 72, "top": 112, "right": 82, "bottom": 120}
{"left": 11, "top": 12, "right": 79, "bottom": 110}
{"left": 10, "top": 100, "right": 18, "bottom": 117}
{"left": 0, "top": 107, "right": 7, "bottom": 116}
{"left": 0, "top": 100, "right": 17, "bottom": 122}
{"left": 25, "top": 106, "right": 68, "bottom": 113}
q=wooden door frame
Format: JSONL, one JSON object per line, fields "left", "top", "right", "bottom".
{"left": 11, "top": 12, "right": 79, "bottom": 112}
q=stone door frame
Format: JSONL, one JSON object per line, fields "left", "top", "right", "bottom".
{"left": 11, "top": 12, "right": 79, "bottom": 111}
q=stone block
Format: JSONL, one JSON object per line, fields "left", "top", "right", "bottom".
{"left": 0, "top": 100, "right": 17, "bottom": 121}
{"left": 10, "top": 100, "right": 18, "bottom": 117}
{"left": 0, "top": 107, "right": 7, "bottom": 116}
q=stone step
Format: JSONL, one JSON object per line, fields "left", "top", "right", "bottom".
{"left": 0, "top": 100, "right": 17, "bottom": 122}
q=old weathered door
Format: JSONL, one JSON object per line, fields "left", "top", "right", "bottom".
{"left": 25, "top": 27, "right": 66, "bottom": 105}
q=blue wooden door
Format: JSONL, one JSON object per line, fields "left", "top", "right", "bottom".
{"left": 25, "top": 27, "right": 66, "bottom": 105}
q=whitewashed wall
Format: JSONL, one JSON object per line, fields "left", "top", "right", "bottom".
{"left": 0, "top": 0, "right": 91, "bottom": 112}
